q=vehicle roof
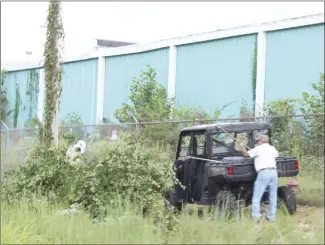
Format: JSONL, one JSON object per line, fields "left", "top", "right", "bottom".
{"left": 180, "top": 121, "right": 271, "bottom": 134}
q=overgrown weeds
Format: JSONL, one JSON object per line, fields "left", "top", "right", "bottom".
{"left": 1, "top": 197, "right": 324, "bottom": 244}
{"left": 3, "top": 133, "right": 174, "bottom": 219}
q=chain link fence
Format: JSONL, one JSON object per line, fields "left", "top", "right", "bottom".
{"left": 1, "top": 113, "right": 324, "bottom": 174}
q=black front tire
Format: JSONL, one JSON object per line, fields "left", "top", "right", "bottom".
{"left": 164, "top": 189, "right": 183, "bottom": 213}
{"left": 277, "top": 186, "right": 297, "bottom": 215}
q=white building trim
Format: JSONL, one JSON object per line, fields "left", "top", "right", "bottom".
{"left": 96, "top": 56, "right": 105, "bottom": 124}
{"left": 255, "top": 32, "right": 267, "bottom": 117}
{"left": 37, "top": 68, "right": 45, "bottom": 123}
{"left": 167, "top": 46, "right": 177, "bottom": 99}
{"left": 4, "top": 14, "right": 324, "bottom": 72}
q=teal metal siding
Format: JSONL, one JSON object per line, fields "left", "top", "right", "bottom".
{"left": 175, "top": 34, "right": 257, "bottom": 118}
{"left": 103, "top": 48, "right": 169, "bottom": 122}
{"left": 60, "top": 59, "right": 98, "bottom": 125}
{"left": 3, "top": 69, "right": 40, "bottom": 128}
{"left": 265, "top": 24, "right": 324, "bottom": 103}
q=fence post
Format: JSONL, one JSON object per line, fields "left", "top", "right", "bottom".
{"left": 83, "top": 125, "right": 87, "bottom": 141}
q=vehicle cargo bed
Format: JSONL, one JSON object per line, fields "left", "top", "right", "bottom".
{"left": 205, "top": 156, "right": 299, "bottom": 183}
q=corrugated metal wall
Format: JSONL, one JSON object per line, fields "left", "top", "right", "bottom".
{"left": 3, "top": 23, "right": 324, "bottom": 128}
{"left": 60, "top": 58, "right": 98, "bottom": 125}
{"left": 264, "top": 23, "right": 325, "bottom": 103}
{"left": 3, "top": 69, "right": 40, "bottom": 128}
{"left": 103, "top": 48, "right": 169, "bottom": 122}
{"left": 175, "top": 34, "right": 257, "bottom": 118}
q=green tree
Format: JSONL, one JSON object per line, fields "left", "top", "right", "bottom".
{"left": 60, "top": 112, "right": 85, "bottom": 144}
{"left": 115, "top": 65, "right": 173, "bottom": 123}
{"left": 266, "top": 98, "right": 303, "bottom": 156}
{"left": 115, "top": 65, "right": 234, "bottom": 125}
{"left": 172, "top": 103, "right": 233, "bottom": 122}
{"left": 300, "top": 73, "right": 324, "bottom": 114}
{"left": 239, "top": 99, "right": 254, "bottom": 122}
{"left": 300, "top": 73, "right": 324, "bottom": 156}
{"left": 114, "top": 65, "right": 175, "bottom": 146}
{"left": 114, "top": 65, "right": 233, "bottom": 147}
{"left": 266, "top": 98, "right": 298, "bottom": 134}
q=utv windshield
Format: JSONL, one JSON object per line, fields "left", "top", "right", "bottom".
{"left": 210, "top": 129, "right": 271, "bottom": 156}
{"left": 210, "top": 132, "right": 238, "bottom": 155}
{"left": 253, "top": 129, "right": 269, "bottom": 141}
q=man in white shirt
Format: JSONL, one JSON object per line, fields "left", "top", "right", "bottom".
{"left": 241, "top": 134, "right": 279, "bottom": 221}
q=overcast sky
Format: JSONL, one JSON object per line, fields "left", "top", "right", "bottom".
{"left": 1, "top": 2, "right": 324, "bottom": 64}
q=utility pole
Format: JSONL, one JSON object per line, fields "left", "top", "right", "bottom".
{"left": 43, "top": 0, "right": 64, "bottom": 148}
{"left": 52, "top": 2, "right": 61, "bottom": 147}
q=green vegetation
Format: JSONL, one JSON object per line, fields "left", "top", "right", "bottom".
{"left": 1, "top": 69, "right": 40, "bottom": 128}
{"left": 114, "top": 65, "right": 233, "bottom": 147}
{"left": 1, "top": 69, "right": 9, "bottom": 123}
{"left": 26, "top": 70, "right": 40, "bottom": 125}
{"left": 266, "top": 73, "right": 324, "bottom": 158}
{"left": 300, "top": 73, "right": 324, "bottom": 156}
{"left": 59, "top": 112, "right": 85, "bottom": 143}
{"left": 13, "top": 83, "right": 21, "bottom": 128}
{"left": 115, "top": 65, "right": 233, "bottom": 125}
{"left": 3, "top": 135, "right": 174, "bottom": 219}
{"left": 2, "top": 198, "right": 324, "bottom": 244}
{"left": 115, "top": 65, "right": 174, "bottom": 123}
{"left": 2, "top": 136, "right": 324, "bottom": 244}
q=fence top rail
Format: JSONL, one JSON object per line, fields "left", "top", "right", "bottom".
{"left": 1, "top": 113, "right": 324, "bottom": 132}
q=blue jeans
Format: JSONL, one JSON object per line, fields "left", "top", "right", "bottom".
{"left": 252, "top": 169, "right": 278, "bottom": 221}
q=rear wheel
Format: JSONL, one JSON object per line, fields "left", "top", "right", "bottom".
{"left": 277, "top": 186, "right": 297, "bottom": 215}
{"left": 215, "top": 190, "right": 241, "bottom": 220}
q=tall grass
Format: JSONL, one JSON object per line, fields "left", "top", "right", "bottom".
{"left": 1, "top": 198, "right": 324, "bottom": 244}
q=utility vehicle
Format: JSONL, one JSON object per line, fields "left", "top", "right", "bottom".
{"left": 165, "top": 122, "right": 299, "bottom": 217}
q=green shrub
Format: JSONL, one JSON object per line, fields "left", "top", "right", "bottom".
{"left": 3, "top": 145, "right": 80, "bottom": 205}
{"left": 59, "top": 112, "right": 85, "bottom": 142}
{"left": 72, "top": 134, "right": 174, "bottom": 217}
{"left": 3, "top": 133, "right": 174, "bottom": 218}
{"left": 300, "top": 73, "right": 324, "bottom": 157}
